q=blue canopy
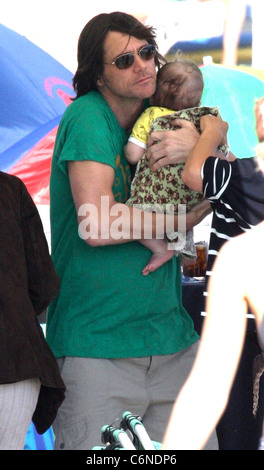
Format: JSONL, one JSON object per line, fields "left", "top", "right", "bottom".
{"left": 0, "top": 23, "right": 75, "bottom": 203}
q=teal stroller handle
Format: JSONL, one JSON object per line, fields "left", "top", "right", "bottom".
{"left": 121, "top": 412, "right": 156, "bottom": 450}
{"left": 101, "top": 424, "right": 136, "bottom": 450}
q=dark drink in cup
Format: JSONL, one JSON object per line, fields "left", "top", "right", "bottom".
{"left": 182, "top": 241, "right": 207, "bottom": 278}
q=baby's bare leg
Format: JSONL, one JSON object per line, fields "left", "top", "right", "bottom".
{"left": 141, "top": 238, "right": 174, "bottom": 275}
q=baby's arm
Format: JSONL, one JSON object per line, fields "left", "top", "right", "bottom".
{"left": 125, "top": 108, "right": 151, "bottom": 164}
{"left": 124, "top": 140, "right": 145, "bottom": 164}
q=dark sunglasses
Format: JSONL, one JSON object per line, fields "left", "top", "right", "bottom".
{"left": 105, "top": 44, "right": 157, "bottom": 70}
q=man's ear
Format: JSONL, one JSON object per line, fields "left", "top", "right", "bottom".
{"left": 96, "top": 75, "right": 104, "bottom": 88}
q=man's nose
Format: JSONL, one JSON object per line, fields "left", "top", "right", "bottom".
{"left": 133, "top": 53, "right": 147, "bottom": 70}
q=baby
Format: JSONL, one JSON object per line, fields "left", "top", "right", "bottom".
{"left": 125, "top": 57, "right": 228, "bottom": 275}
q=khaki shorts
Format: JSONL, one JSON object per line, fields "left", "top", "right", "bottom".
{"left": 53, "top": 341, "right": 218, "bottom": 450}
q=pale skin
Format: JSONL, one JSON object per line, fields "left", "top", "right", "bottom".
{"left": 69, "top": 31, "right": 211, "bottom": 259}
{"left": 162, "top": 220, "right": 264, "bottom": 450}
{"left": 221, "top": 0, "right": 247, "bottom": 66}
{"left": 197, "top": 0, "right": 247, "bottom": 66}
{"left": 162, "top": 116, "right": 264, "bottom": 449}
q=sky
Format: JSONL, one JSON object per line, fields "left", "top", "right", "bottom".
{"left": 1, "top": 0, "right": 156, "bottom": 72}
{"left": 1, "top": 0, "right": 228, "bottom": 72}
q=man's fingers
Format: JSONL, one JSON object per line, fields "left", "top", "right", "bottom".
{"left": 170, "top": 118, "right": 197, "bottom": 130}
{"left": 149, "top": 156, "right": 171, "bottom": 171}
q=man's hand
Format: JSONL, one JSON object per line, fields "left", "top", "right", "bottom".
{"left": 146, "top": 120, "right": 199, "bottom": 171}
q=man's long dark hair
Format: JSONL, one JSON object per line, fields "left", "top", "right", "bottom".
{"left": 72, "top": 11, "right": 165, "bottom": 98}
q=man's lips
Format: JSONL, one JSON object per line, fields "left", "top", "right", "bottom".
{"left": 135, "top": 75, "right": 154, "bottom": 85}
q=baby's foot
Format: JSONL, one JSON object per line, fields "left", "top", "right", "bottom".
{"left": 142, "top": 250, "right": 174, "bottom": 276}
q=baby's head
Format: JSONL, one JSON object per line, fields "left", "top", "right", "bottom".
{"left": 151, "top": 56, "right": 204, "bottom": 111}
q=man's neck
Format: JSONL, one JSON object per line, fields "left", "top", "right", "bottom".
{"left": 100, "top": 90, "right": 145, "bottom": 131}
{"left": 116, "top": 99, "right": 145, "bottom": 132}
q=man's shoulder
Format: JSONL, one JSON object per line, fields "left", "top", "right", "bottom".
{"left": 65, "top": 91, "right": 106, "bottom": 113}
{"left": 58, "top": 91, "right": 110, "bottom": 135}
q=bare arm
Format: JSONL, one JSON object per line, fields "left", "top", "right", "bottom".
{"left": 181, "top": 115, "right": 230, "bottom": 192}
{"left": 163, "top": 237, "right": 248, "bottom": 450}
{"left": 124, "top": 141, "right": 145, "bottom": 164}
{"left": 222, "top": 0, "right": 247, "bottom": 66}
{"left": 68, "top": 160, "right": 209, "bottom": 247}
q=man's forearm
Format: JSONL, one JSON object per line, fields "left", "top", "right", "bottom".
{"left": 78, "top": 197, "right": 210, "bottom": 247}
{"left": 78, "top": 199, "right": 182, "bottom": 246}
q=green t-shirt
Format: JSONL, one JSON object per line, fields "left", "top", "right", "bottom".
{"left": 46, "top": 90, "right": 198, "bottom": 358}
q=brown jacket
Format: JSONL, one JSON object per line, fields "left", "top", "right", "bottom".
{"left": 0, "top": 171, "right": 65, "bottom": 434}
